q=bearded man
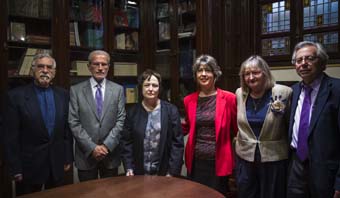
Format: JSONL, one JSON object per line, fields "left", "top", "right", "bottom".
{"left": 3, "top": 53, "right": 73, "bottom": 196}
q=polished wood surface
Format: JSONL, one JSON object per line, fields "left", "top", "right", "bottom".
{"left": 19, "top": 176, "right": 224, "bottom": 198}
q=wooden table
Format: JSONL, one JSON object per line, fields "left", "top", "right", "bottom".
{"left": 19, "top": 176, "right": 225, "bottom": 198}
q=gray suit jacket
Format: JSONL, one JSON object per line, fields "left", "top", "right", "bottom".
{"left": 69, "top": 79, "right": 126, "bottom": 170}
{"left": 235, "top": 84, "right": 292, "bottom": 162}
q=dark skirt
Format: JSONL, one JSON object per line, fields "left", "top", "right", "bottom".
{"left": 189, "top": 159, "right": 229, "bottom": 196}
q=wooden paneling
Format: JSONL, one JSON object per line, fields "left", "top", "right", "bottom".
{"left": 0, "top": 0, "right": 12, "bottom": 197}
{"left": 196, "top": 0, "right": 255, "bottom": 92}
{"left": 52, "top": 0, "right": 70, "bottom": 89}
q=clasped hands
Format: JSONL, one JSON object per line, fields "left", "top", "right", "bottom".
{"left": 92, "top": 145, "right": 109, "bottom": 161}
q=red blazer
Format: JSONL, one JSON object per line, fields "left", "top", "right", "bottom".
{"left": 182, "top": 88, "right": 238, "bottom": 176}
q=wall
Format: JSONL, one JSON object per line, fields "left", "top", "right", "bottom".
{"left": 271, "top": 64, "right": 340, "bottom": 82}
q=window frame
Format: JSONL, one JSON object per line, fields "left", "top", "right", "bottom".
{"left": 257, "top": 0, "right": 340, "bottom": 66}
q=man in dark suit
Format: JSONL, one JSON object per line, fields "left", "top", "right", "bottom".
{"left": 287, "top": 41, "right": 340, "bottom": 198}
{"left": 3, "top": 53, "right": 73, "bottom": 196}
{"left": 69, "top": 50, "right": 125, "bottom": 182}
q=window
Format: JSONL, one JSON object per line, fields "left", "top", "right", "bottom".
{"left": 259, "top": 0, "right": 339, "bottom": 60}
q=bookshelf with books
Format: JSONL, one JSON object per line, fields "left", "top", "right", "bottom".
{"left": 113, "top": 1, "right": 140, "bottom": 52}
{"left": 177, "top": 0, "right": 196, "bottom": 107}
{"left": 111, "top": 0, "right": 141, "bottom": 104}
{"left": 153, "top": 0, "right": 196, "bottom": 106}
{"left": 6, "top": 0, "right": 52, "bottom": 82}
{"left": 69, "top": 0, "right": 104, "bottom": 49}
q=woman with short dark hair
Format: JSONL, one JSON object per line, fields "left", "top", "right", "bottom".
{"left": 121, "top": 69, "right": 184, "bottom": 176}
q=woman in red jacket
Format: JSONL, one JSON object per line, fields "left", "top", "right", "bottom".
{"left": 182, "top": 54, "right": 238, "bottom": 195}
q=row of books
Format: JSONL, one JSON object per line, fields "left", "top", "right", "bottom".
{"left": 9, "top": 0, "right": 51, "bottom": 18}
{"left": 71, "top": 61, "right": 137, "bottom": 77}
{"left": 71, "top": 61, "right": 138, "bottom": 103}
{"left": 114, "top": 6, "right": 140, "bottom": 29}
{"left": 178, "top": 0, "right": 196, "bottom": 15}
{"left": 158, "top": 23, "right": 195, "bottom": 41}
{"left": 70, "top": 0, "right": 103, "bottom": 23}
{"left": 9, "top": 22, "right": 50, "bottom": 44}
{"left": 114, "top": 32, "right": 139, "bottom": 50}
{"left": 14, "top": 48, "right": 52, "bottom": 76}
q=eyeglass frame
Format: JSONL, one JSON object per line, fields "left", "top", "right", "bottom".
{"left": 293, "top": 55, "right": 319, "bottom": 65}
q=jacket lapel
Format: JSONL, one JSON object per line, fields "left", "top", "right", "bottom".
{"left": 158, "top": 101, "right": 167, "bottom": 161}
{"left": 309, "top": 76, "right": 330, "bottom": 135}
{"left": 239, "top": 89, "right": 257, "bottom": 139}
{"left": 188, "top": 92, "right": 198, "bottom": 133}
{"left": 288, "top": 83, "right": 301, "bottom": 140}
{"left": 101, "top": 83, "right": 112, "bottom": 121}
{"left": 215, "top": 89, "right": 226, "bottom": 139}
{"left": 51, "top": 87, "right": 62, "bottom": 139}
{"left": 82, "top": 80, "right": 99, "bottom": 120}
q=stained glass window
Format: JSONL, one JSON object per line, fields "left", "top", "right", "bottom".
{"left": 261, "top": 37, "right": 290, "bottom": 56}
{"left": 262, "top": 1, "right": 290, "bottom": 34}
{"left": 303, "top": 0, "right": 338, "bottom": 29}
{"left": 304, "top": 32, "right": 338, "bottom": 52}
{"left": 259, "top": 0, "right": 339, "bottom": 57}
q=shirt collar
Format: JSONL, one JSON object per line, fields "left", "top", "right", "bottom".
{"left": 90, "top": 77, "right": 106, "bottom": 88}
{"left": 33, "top": 83, "right": 52, "bottom": 92}
{"left": 300, "top": 73, "right": 323, "bottom": 91}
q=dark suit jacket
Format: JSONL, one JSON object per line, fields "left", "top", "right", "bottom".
{"left": 4, "top": 83, "right": 73, "bottom": 184}
{"left": 121, "top": 100, "right": 184, "bottom": 176}
{"left": 289, "top": 73, "right": 340, "bottom": 195}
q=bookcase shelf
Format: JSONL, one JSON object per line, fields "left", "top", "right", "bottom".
{"left": 153, "top": 0, "right": 196, "bottom": 105}
{"left": 8, "top": 41, "right": 51, "bottom": 48}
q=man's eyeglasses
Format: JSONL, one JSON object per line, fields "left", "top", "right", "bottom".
{"left": 91, "top": 62, "right": 109, "bottom": 67}
{"left": 34, "top": 64, "right": 55, "bottom": 70}
{"left": 294, "top": 56, "right": 318, "bottom": 65}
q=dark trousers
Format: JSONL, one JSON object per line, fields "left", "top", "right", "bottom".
{"left": 189, "top": 159, "right": 229, "bottom": 196}
{"left": 287, "top": 150, "right": 337, "bottom": 198}
{"left": 78, "top": 162, "right": 118, "bottom": 182}
{"left": 15, "top": 171, "right": 63, "bottom": 196}
{"left": 287, "top": 151, "right": 310, "bottom": 198}
{"left": 236, "top": 156, "right": 287, "bottom": 198}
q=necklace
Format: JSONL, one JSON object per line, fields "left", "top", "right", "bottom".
{"left": 252, "top": 97, "right": 263, "bottom": 111}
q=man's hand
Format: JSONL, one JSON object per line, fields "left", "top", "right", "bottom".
{"left": 334, "top": 190, "right": 340, "bottom": 198}
{"left": 92, "top": 145, "right": 109, "bottom": 161}
{"left": 14, "top": 174, "right": 23, "bottom": 182}
{"left": 126, "top": 169, "right": 134, "bottom": 176}
{"left": 64, "top": 164, "right": 71, "bottom": 171}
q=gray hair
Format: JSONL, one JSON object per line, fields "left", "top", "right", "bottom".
{"left": 239, "top": 55, "right": 275, "bottom": 92}
{"left": 32, "top": 53, "right": 56, "bottom": 69}
{"left": 88, "top": 50, "right": 111, "bottom": 64}
{"left": 291, "top": 41, "right": 328, "bottom": 70}
{"left": 192, "top": 54, "right": 222, "bottom": 82}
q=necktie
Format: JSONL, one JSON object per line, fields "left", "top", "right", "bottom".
{"left": 95, "top": 84, "right": 103, "bottom": 117}
{"left": 297, "top": 86, "right": 312, "bottom": 161}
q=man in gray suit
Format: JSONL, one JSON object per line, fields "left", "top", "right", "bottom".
{"left": 69, "top": 50, "right": 126, "bottom": 182}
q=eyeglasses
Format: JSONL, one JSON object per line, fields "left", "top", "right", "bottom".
{"left": 294, "top": 55, "right": 318, "bottom": 65}
{"left": 243, "top": 71, "right": 262, "bottom": 78}
{"left": 91, "top": 62, "right": 109, "bottom": 67}
{"left": 34, "top": 64, "right": 55, "bottom": 70}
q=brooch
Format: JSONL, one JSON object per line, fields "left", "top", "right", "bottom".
{"left": 270, "top": 95, "right": 287, "bottom": 114}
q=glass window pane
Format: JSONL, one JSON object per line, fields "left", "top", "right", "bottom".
{"left": 304, "top": 32, "right": 338, "bottom": 52}
{"left": 304, "top": 0, "right": 338, "bottom": 29}
{"left": 261, "top": 1, "right": 290, "bottom": 34}
{"left": 261, "top": 37, "right": 290, "bottom": 56}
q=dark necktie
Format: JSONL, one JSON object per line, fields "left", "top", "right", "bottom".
{"left": 297, "top": 86, "right": 312, "bottom": 161}
{"left": 95, "top": 84, "right": 103, "bottom": 117}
